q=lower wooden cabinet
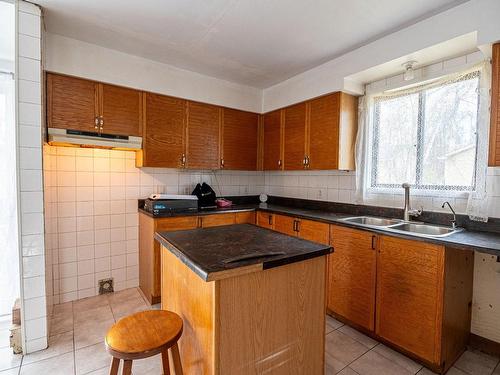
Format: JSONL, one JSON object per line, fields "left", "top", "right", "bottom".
{"left": 200, "top": 213, "right": 235, "bottom": 228}
{"left": 256, "top": 211, "right": 274, "bottom": 229}
{"left": 234, "top": 211, "right": 256, "bottom": 224}
{"left": 375, "top": 236, "right": 473, "bottom": 372}
{"left": 273, "top": 214, "right": 297, "bottom": 236}
{"left": 298, "top": 219, "right": 329, "bottom": 244}
{"left": 327, "top": 225, "right": 377, "bottom": 331}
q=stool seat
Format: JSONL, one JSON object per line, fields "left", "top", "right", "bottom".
{"left": 105, "top": 310, "right": 183, "bottom": 360}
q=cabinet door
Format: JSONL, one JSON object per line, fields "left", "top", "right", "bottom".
{"left": 308, "top": 93, "right": 339, "bottom": 170}
{"left": 222, "top": 108, "right": 259, "bottom": 170}
{"left": 273, "top": 214, "right": 297, "bottom": 236}
{"left": 235, "top": 211, "right": 256, "bottom": 224}
{"left": 298, "top": 219, "right": 329, "bottom": 245}
{"left": 47, "top": 73, "right": 97, "bottom": 132}
{"left": 328, "top": 225, "right": 377, "bottom": 331}
{"left": 155, "top": 216, "right": 199, "bottom": 231}
{"left": 143, "top": 93, "right": 186, "bottom": 168}
{"left": 376, "top": 236, "right": 444, "bottom": 364}
{"left": 200, "top": 213, "right": 235, "bottom": 228}
{"left": 256, "top": 212, "right": 274, "bottom": 229}
{"left": 263, "top": 110, "right": 282, "bottom": 170}
{"left": 283, "top": 102, "right": 307, "bottom": 170}
{"left": 187, "top": 101, "right": 220, "bottom": 169}
{"left": 101, "top": 83, "right": 142, "bottom": 136}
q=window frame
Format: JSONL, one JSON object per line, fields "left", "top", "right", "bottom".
{"left": 369, "top": 70, "right": 480, "bottom": 193}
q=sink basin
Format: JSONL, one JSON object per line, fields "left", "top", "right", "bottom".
{"left": 388, "top": 223, "right": 462, "bottom": 237}
{"left": 342, "top": 216, "right": 403, "bottom": 227}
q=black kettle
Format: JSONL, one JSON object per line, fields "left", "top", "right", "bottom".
{"left": 191, "top": 183, "right": 217, "bottom": 209}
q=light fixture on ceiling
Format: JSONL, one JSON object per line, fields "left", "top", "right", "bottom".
{"left": 402, "top": 60, "right": 417, "bottom": 81}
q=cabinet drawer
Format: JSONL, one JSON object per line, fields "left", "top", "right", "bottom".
{"left": 235, "top": 211, "right": 256, "bottom": 224}
{"left": 155, "top": 216, "right": 199, "bottom": 231}
{"left": 298, "top": 219, "right": 329, "bottom": 245}
{"left": 200, "top": 213, "right": 235, "bottom": 228}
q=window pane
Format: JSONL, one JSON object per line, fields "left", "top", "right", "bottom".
{"left": 421, "top": 76, "right": 479, "bottom": 188}
{"left": 374, "top": 94, "right": 419, "bottom": 186}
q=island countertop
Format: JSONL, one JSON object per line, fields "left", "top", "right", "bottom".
{"left": 155, "top": 223, "right": 332, "bottom": 281}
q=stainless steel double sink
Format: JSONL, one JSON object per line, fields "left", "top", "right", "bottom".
{"left": 341, "top": 216, "right": 463, "bottom": 238}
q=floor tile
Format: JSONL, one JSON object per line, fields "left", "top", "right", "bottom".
{"left": 110, "top": 297, "right": 148, "bottom": 321}
{"left": 0, "top": 368, "right": 19, "bottom": 375}
{"left": 50, "top": 314, "right": 73, "bottom": 336}
{"left": 131, "top": 355, "right": 163, "bottom": 375}
{"left": 350, "top": 350, "right": 414, "bottom": 375}
{"left": 0, "top": 329, "right": 11, "bottom": 349}
{"left": 416, "top": 368, "right": 435, "bottom": 375}
{"left": 74, "top": 318, "right": 114, "bottom": 349}
{"left": 75, "top": 342, "right": 110, "bottom": 375}
{"left": 20, "top": 352, "right": 74, "bottom": 375}
{"left": 0, "top": 348, "right": 22, "bottom": 372}
{"left": 74, "top": 305, "right": 114, "bottom": 325}
{"left": 325, "top": 330, "right": 370, "bottom": 366}
{"left": 454, "top": 349, "right": 500, "bottom": 375}
{"left": 52, "top": 302, "right": 73, "bottom": 316}
{"left": 107, "top": 288, "right": 141, "bottom": 304}
{"left": 325, "top": 351, "right": 347, "bottom": 374}
{"left": 372, "top": 344, "right": 422, "bottom": 373}
{"left": 338, "top": 325, "right": 378, "bottom": 349}
{"left": 22, "top": 331, "right": 73, "bottom": 365}
{"left": 338, "top": 367, "right": 361, "bottom": 375}
{"left": 326, "top": 315, "right": 343, "bottom": 334}
{"left": 446, "top": 367, "right": 469, "bottom": 375}
{"left": 83, "top": 366, "right": 110, "bottom": 375}
{"left": 0, "top": 316, "right": 11, "bottom": 331}
{"left": 73, "top": 294, "right": 109, "bottom": 312}
{"left": 494, "top": 362, "right": 500, "bottom": 374}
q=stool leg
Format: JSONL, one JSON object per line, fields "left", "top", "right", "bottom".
{"left": 161, "top": 350, "right": 171, "bottom": 375}
{"left": 109, "top": 357, "right": 120, "bottom": 375}
{"left": 122, "top": 360, "right": 132, "bottom": 375}
{"left": 170, "top": 343, "right": 183, "bottom": 375}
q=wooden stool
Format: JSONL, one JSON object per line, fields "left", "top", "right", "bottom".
{"left": 105, "top": 310, "right": 183, "bottom": 375}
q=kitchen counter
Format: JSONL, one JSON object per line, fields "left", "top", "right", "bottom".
{"left": 155, "top": 223, "right": 332, "bottom": 281}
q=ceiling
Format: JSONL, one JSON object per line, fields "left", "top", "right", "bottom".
{"left": 36, "top": 0, "right": 467, "bottom": 88}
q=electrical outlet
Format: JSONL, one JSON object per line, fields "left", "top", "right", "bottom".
{"left": 99, "top": 278, "right": 114, "bottom": 294}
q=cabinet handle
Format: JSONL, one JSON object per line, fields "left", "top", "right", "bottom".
{"left": 278, "top": 159, "right": 282, "bottom": 167}
{"left": 181, "top": 153, "right": 186, "bottom": 166}
{"left": 371, "top": 235, "right": 376, "bottom": 250}
{"left": 306, "top": 156, "right": 310, "bottom": 168}
{"left": 99, "top": 117, "right": 104, "bottom": 133}
{"left": 303, "top": 157, "right": 307, "bottom": 167}
{"left": 220, "top": 158, "right": 225, "bottom": 169}
{"left": 198, "top": 217, "right": 203, "bottom": 228}
{"left": 268, "top": 215, "right": 273, "bottom": 226}
{"left": 293, "top": 220, "right": 300, "bottom": 232}
{"left": 94, "top": 117, "right": 99, "bottom": 130}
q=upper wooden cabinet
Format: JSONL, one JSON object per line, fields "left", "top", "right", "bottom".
{"left": 186, "top": 101, "right": 221, "bottom": 170}
{"left": 141, "top": 93, "right": 186, "bottom": 168}
{"left": 47, "top": 73, "right": 98, "bottom": 132}
{"left": 262, "top": 92, "right": 358, "bottom": 171}
{"left": 222, "top": 108, "right": 259, "bottom": 170}
{"left": 309, "top": 92, "right": 357, "bottom": 170}
{"left": 489, "top": 43, "right": 500, "bottom": 166}
{"left": 100, "top": 83, "right": 142, "bottom": 136}
{"left": 327, "top": 225, "right": 377, "bottom": 331}
{"left": 262, "top": 110, "right": 283, "bottom": 170}
{"left": 47, "top": 73, "right": 142, "bottom": 136}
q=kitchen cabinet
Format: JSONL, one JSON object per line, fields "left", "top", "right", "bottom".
{"left": 489, "top": 43, "right": 500, "bottom": 166}
{"left": 186, "top": 101, "right": 221, "bottom": 170}
{"left": 327, "top": 225, "right": 377, "bottom": 331}
{"left": 283, "top": 102, "right": 308, "bottom": 170}
{"left": 376, "top": 236, "right": 473, "bottom": 372}
{"left": 140, "top": 93, "right": 186, "bottom": 168}
{"left": 263, "top": 110, "right": 283, "bottom": 170}
{"left": 273, "top": 214, "right": 297, "bottom": 236}
{"left": 47, "top": 73, "right": 143, "bottom": 136}
{"left": 308, "top": 92, "right": 357, "bottom": 170}
{"left": 221, "top": 108, "right": 259, "bottom": 170}
{"left": 234, "top": 211, "right": 256, "bottom": 224}
{"left": 47, "top": 73, "right": 98, "bottom": 132}
{"left": 256, "top": 211, "right": 274, "bottom": 229}
{"left": 199, "top": 213, "right": 235, "bottom": 228}
{"left": 272, "top": 213, "right": 330, "bottom": 244}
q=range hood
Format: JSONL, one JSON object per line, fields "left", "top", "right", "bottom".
{"left": 48, "top": 128, "right": 142, "bottom": 150}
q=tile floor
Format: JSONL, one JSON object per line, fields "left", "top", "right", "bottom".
{"left": 0, "top": 288, "right": 499, "bottom": 375}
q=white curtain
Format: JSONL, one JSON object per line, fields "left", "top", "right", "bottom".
{"left": 0, "top": 72, "right": 20, "bottom": 315}
{"left": 355, "top": 61, "right": 491, "bottom": 221}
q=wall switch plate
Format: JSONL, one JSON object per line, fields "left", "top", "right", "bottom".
{"left": 98, "top": 278, "right": 114, "bottom": 294}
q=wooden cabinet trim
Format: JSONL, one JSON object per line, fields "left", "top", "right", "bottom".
{"left": 489, "top": 43, "right": 500, "bottom": 166}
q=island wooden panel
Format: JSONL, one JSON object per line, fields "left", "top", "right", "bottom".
{"left": 162, "top": 245, "right": 326, "bottom": 375}
{"left": 308, "top": 93, "right": 340, "bottom": 170}
{"left": 141, "top": 93, "right": 186, "bottom": 168}
{"left": 328, "top": 225, "right": 377, "bottom": 331}
{"left": 283, "top": 102, "right": 307, "bottom": 170}
{"left": 101, "top": 83, "right": 142, "bottom": 136}
{"left": 376, "top": 236, "right": 444, "bottom": 365}
{"left": 218, "top": 256, "right": 326, "bottom": 374}
{"left": 263, "top": 110, "right": 283, "bottom": 170}
{"left": 47, "top": 73, "right": 97, "bottom": 132}
{"left": 187, "top": 101, "right": 221, "bottom": 169}
{"left": 222, "top": 108, "right": 259, "bottom": 170}
{"left": 489, "top": 43, "right": 500, "bottom": 166}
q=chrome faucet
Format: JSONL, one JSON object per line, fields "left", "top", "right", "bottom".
{"left": 402, "top": 183, "right": 422, "bottom": 221}
{"left": 441, "top": 201, "right": 457, "bottom": 229}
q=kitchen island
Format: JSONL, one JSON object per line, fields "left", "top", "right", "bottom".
{"left": 155, "top": 224, "right": 332, "bottom": 375}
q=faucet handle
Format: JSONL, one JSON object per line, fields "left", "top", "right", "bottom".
{"left": 402, "top": 182, "right": 411, "bottom": 188}
{"left": 409, "top": 206, "right": 423, "bottom": 217}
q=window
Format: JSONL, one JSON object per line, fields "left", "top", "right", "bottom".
{"left": 370, "top": 70, "right": 480, "bottom": 192}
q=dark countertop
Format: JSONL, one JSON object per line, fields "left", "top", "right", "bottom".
{"left": 155, "top": 223, "right": 332, "bottom": 281}
{"left": 138, "top": 205, "right": 257, "bottom": 218}
{"left": 143, "top": 201, "right": 500, "bottom": 257}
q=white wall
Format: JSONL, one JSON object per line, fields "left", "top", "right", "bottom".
{"left": 44, "top": 33, "right": 263, "bottom": 113}
{"left": 16, "top": 1, "right": 48, "bottom": 354}
{"left": 262, "top": 0, "right": 500, "bottom": 112}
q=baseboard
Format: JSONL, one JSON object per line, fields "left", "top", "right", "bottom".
{"left": 469, "top": 333, "right": 500, "bottom": 357}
